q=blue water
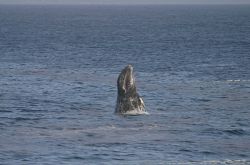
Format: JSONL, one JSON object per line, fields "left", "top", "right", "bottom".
{"left": 0, "top": 5, "right": 250, "bottom": 164}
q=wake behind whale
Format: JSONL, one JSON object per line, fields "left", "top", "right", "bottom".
{"left": 115, "top": 65, "right": 148, "bottom": 115}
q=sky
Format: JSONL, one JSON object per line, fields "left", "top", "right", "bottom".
{"left": 0, "top": 0, "right": 250, "bottom": 5}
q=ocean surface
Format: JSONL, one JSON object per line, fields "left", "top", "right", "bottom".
{"left": 0, "top": 4, "right": 250, "bottom": 164}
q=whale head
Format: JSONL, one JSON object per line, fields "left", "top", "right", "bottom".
{"left": 117, "top": 65, "right": 136, "bottom": 96}
{"left": 115, "top": 65, "right": 146, "bottom": 114}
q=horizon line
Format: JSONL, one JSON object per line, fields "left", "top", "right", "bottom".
{"left": 1, "top": 3, "right": 250, "bottom": 5}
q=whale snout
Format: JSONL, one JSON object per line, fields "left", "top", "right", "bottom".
{"left": 126, "top": 64, "right": 133, "bottom": 70}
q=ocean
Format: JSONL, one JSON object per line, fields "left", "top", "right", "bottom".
{"left": 0, "top": 4, "right": 250, "bottom": 164}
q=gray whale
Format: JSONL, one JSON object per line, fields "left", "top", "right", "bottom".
{"left": 115, "top": 65, "right": 146, "bottom": 114}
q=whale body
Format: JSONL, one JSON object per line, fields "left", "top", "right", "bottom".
{"left": 115, "top": 65, "right": 147, "bottom": 115}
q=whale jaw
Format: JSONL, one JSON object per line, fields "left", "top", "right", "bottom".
{"left": 115, "top": 65, "right": 146, "bottom": 114}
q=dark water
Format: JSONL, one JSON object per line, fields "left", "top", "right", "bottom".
{"left": 0, "top": 5, "right": 250, "bottom": 164}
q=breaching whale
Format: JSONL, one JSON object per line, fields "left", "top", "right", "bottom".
{"left": 115, "top": 65, "right": 147, "bottom": 115}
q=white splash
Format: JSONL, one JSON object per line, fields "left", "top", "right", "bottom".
{"left": 122, "top": 109, "right": 149, "bottom": 115}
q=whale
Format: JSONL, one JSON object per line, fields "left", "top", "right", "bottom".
{"left": 115, "top": 65, "right": 147, "bottom": 115}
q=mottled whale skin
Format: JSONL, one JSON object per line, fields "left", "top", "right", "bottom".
{"left": 115, "top": 65, "right": 147, "bottom": 115}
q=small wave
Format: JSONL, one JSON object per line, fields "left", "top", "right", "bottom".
{"left": 62, "top": 156, "right": 85, "bottom": 160}
{"left": 198, "top": 159, "right": 249, "bottom": 165}
{"left": 0, "top": 110, "right": 12, "bottom": 113}
{"left": 20, "top": 109, "right": 47, "bottom": 113}
{"left": 200, "top": 151, "right": 216, "bottom": 155}
{"left": 192, "top": 98, "right": 211, "bottom": 102}
{"left": 14, "top": 117, "right": 41, "bottom": 121}
{"left": 226, "top": 79, "right": 250, "bottom": 82}
{"left": 0, "top": 122, "right": 7, "bottom": 126}
{"left": 86, "top": 142, "right": 127, "bottom": 147}
{"left": 179, "top": 149, "right": 192, "bottom": 153}
{"left": 201, "top": 128, "right": 223, "bottom": 135}
{"left": 224, "top": 129, "right": 247, "bottom": 136}
{"left": 157, "top": 159, "right": 250, "bottom": 165}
